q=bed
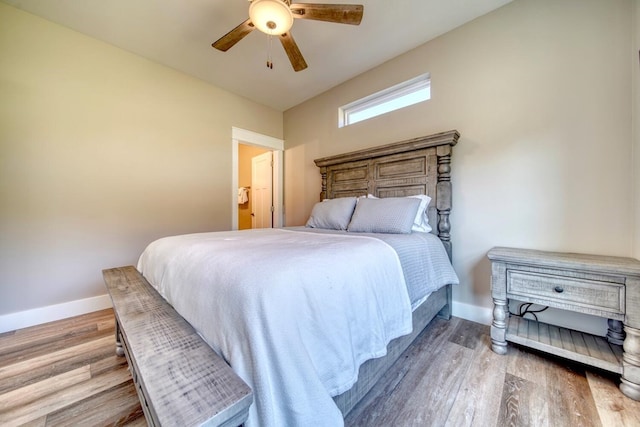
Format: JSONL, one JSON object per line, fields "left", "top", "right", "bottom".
{"left": 105, "top": 129, "right": 460, "bottom": 427}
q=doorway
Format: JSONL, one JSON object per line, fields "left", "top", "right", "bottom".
{"left": 238, "top": 145, "right": 271, "bottom": 229}
{"left": 231, "top": 127, "right": 284, "bottom": 230}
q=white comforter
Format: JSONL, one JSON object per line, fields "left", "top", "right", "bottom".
{"left": 137, "top": 228, "right": 412, "bottom": 427}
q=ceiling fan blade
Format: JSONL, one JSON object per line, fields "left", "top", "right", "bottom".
{"left": 278, "top": 32, "right": 308, "bottom": 72}
{"left": 290, "top": 3, "right": 363, "bottom": 25}
{"left": 212, "top": 19, "right": 255, "bottom": 52}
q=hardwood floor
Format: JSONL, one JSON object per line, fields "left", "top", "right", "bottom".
{"left": 345, "top": 317, "right": 640, "bottom": 427}
{"left": 1, "top": 309, "right": 639, "bottom": 426}
{"left": 0, "top": 309, "right": 144, "bottom": 426}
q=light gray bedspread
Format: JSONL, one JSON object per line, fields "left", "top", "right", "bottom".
{"left": 137, "top": 228, "right": 458, "bottom": 427}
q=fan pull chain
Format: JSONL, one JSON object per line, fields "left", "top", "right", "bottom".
{"left": 266, "top": 33, "right": 274, "bottom": 69}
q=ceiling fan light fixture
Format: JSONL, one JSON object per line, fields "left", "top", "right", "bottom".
{"left": 249, "top": 0, "right": 294, "bottom": 35}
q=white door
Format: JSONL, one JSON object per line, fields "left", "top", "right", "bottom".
{"left": 251, "top": 151, "right": 273, "bottom": 228}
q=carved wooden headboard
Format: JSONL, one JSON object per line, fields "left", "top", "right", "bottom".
{"left": 313, "top": 130, "right": 459, "bottom": 259}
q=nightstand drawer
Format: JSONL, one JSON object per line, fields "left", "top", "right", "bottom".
{"left": 507, "top": 270, "right": 625, "bottom": 315}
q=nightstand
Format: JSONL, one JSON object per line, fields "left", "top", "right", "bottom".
{"left": 488, "top": 246, "right": 640, "bottom": 401}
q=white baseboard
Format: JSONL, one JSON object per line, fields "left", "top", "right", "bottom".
{"left": 452, "top": 300, "right": 492, "bottom": 325}
{"left": 0, "top": 294, "right": 113, "bottom": 334}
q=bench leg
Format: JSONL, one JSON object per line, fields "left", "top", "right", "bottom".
{"left": 115, "top": 320, "right": 125, "bottom": 357}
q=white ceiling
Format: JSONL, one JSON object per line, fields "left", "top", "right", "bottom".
{"left": 3, "top": 0, "right": 512, "bottom": 111}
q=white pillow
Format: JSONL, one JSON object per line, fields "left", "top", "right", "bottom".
{"left": 305, "top": 197, "right": 357, "bottom": 230}
{"left": 368, "top": 194, "right": 432, "bottom": 233}
{"left": 408, "top": 194, "right": 432, "bottom": 233}
{"left": 347, "top": 197, "right": 421, "bottom": 234}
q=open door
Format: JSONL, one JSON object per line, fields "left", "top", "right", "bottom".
{"left": 232, "top": 127, "right": 283, "bottom": 230}
{"left": 251, "top": 151, "right": 273, "bottom": 228}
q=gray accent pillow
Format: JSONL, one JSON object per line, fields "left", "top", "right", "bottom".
{"left": 368, "top": 194, "right": 432, "bottom": 233}
{"left": 347, "top": 197, "right": 421, "bottom": 234}
{"left": 305, "top": 197, "right": 357, "bottom": 230}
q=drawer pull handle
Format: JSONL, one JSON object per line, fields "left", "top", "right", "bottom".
{"left": 554, "top": 286, "right": 564, "bottom": 293}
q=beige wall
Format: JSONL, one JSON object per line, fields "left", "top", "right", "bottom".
{"left": 284, "top": 0, "right": 635, "bottom": 319}
{"left": 0, "top": 4, "right": 282, "bottom": 316}
{"left": 238, "top": 144, "right": 270, "bottom": 230}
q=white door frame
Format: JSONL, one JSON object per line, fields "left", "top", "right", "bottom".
{"left": 231, "top": 127, "right": 284, "bottom": 230}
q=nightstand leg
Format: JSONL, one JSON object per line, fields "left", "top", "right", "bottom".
{"left": 607, "top": 319, "right": 625, "bottom": 345}
{"left": 491, "top": 298, "right": 508, "bottom": 355}
{"left": 621, "top": 325, "right": 640, "bottom": 401}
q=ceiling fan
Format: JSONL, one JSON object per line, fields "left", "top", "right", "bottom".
{"left": 212, "top": 0, "right": 364, "bottom": 72}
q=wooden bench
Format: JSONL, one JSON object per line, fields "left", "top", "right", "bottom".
{"left": 103, "top": 266, "right": 253, "bottom": 426}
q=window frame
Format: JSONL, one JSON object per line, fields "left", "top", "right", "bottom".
{"left": 338, "top": 73, "right": 431, "bottom": 128}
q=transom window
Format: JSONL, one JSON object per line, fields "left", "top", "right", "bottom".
{"left": 338, "top": 73, "right": 431, "bottom": 128}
